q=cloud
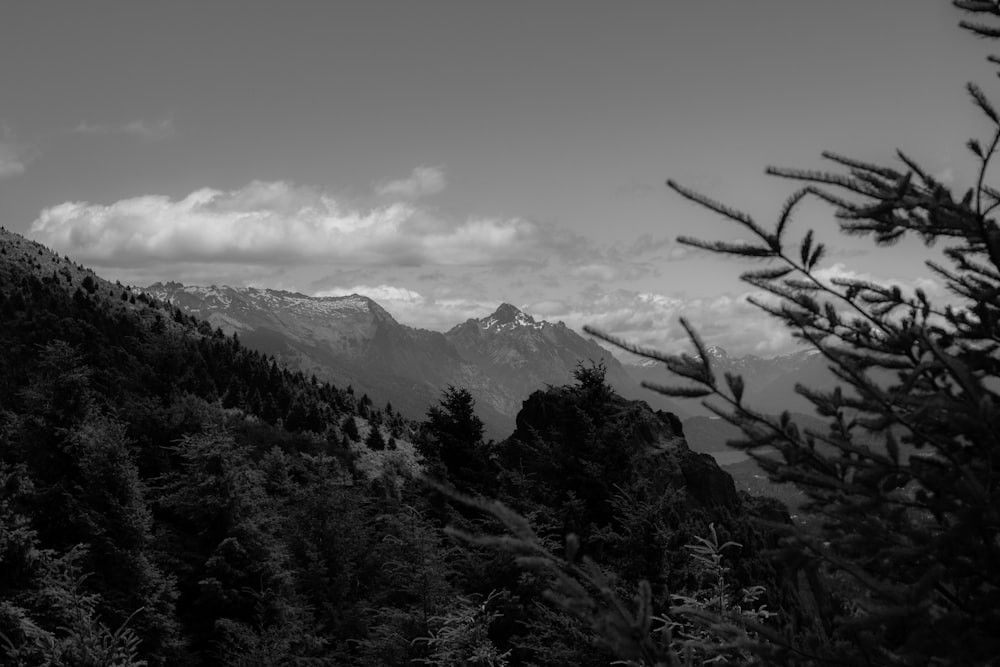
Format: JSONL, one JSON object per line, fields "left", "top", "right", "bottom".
{"left": 73, "top": 117, "right": 175, "bottom": 141}
{"left": 376, "top": 165, "right": 446, "bottom": 198}
{"left": 317, "top": 284, "right": 425, "bottom": 305}
{"left": 0, "top": 142, "right": 25, "bottom": 179}
{"left": 812, "top": 262, "right": 950, "bottom": 304}
{"left": 808, "top": 262, "right": 960, "bottom": 331}
{"left": 0, "top": 125, "right": 26, "bottom": 179}
{"left": 529, "top": 285, "right": 797, "bottom": 358}
{"left": 314, "top": 283, "right": 495, "bottom": 331}
{"left": 29, "top": 180, "right": 585, "bottom": 271}
{"left": 550, "top": 264, "right": 960, "bottom": 361}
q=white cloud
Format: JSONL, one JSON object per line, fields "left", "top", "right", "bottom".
{"left": 29, "top": 180, "right": 581, "bottom": 271}
{"left": 812, "top": 262, "right": 951, "bottom": 305}
{"left": 0, "top": 142, "right": 25, "bottom": 179}
{"left": 529, "top": 285, "right": 796, "bottom": 358}
{"left": 314, "top": 283, "right": 495, "bottom": 331}
{"left": 376, "top": 165, "right": 446, "bottom": 198}
{"left": 554, "top": 264, "right": 958, "bottom": 361}
{"left": 73, "top": 117, "right": 175, "bottom": 141}
{"left": 316, "top": 284, "right": 425, "bottom": 305}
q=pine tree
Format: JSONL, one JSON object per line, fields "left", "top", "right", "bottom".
{"left": 422, "top": 386, "right": 489, "bottom": 490}
{"left": 365, "top": 425, "right": 386, "bottom": 451}
{"left": 586, "top": 3, "right": 1000, "bottom": 663}
{"left": 342, "top": 415, "right": 360, "bottom": 442}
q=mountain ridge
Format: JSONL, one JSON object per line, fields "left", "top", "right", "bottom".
{"left": 143, "top": 283, "right": 686, "bottom": 436}
{"left": 144, "top": 281, "right": 521, "bottom": 436}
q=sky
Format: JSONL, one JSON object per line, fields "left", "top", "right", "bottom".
{"left": 1, "top": 1, "right": 997, "bottom": 358}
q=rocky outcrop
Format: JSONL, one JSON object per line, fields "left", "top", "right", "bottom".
{"left": 679, "top": 452, "right": 740, "bottom": 509}
{"left": 503, "top": 383, "right": 739, "bottom": 516}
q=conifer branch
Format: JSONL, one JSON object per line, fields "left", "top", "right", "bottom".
{"left": 959, "top": 19, "right": 1000, "bottom": 38}
{"left": 591, "top": 7, "right": 1000, "bottom": 660}
{"left": 953, "top": 1, "right": 1000, "bottom": 15}
{"left": 676, "top": 236, "right": 776, "bottom": 258}
{"left": 774, "top": 188, "right": 813, "bottom": 245}
{"left": 666, "top": 180, "right": 771, "bottom": 239}
{"left": 969, "top": 81, "right": 1000, "bottom": 124}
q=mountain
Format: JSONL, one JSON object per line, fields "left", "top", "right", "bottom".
{"left": 444, "top": 303, "right": 685, "bottom": 418}
{"left": 445, "top": 303, "right": 614, "bottom": 389}
{"left": 0, "top": 228, "right": 409, "bottom": 455}
{"left": 144, "top": 282, "right": 519, "bottom": 436}
{"left": 0, "top": 226, "right": 824, "bottom": 664}
{"left": 626, "top": 344, "right": 834, "bottom": 417}
{"left": 0, "top": 227, "right": 427, "bottom": 663}
{"left": 143, "top": 286, "right": 683, "bottom": 437}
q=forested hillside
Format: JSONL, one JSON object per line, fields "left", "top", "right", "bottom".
{"left": 0, "top": 228, "right": 810, "bottom": 665}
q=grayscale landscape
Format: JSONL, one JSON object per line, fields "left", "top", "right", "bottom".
{"left": 1, "top": 2, "right": 997, "bottom": 665}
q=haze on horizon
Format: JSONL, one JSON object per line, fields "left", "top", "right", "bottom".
{"left": 0, "top": 1, "right": 992, "bottom": 358}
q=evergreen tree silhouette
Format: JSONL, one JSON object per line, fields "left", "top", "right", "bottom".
{"left": 586, "top": 3, "right": 1000, "bottom": 662}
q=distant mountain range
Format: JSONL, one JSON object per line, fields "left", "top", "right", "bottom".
{"left": 625, "top": 344, "right": 836, "bottom": 418}
{"left": 144, "top": 282, "right": 685, "bottom": 438}
{"left": 1, "top": 224, "right": 850, "bottom": 497}
{"left": 145, "top": 282, "right": 851, "bottom": 439}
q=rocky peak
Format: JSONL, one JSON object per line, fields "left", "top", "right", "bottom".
{"left": 493, "top": 302, "right": 528, "bottom": 323}
{"left": 481, "top": 303, "right": 541, "bottom": 332}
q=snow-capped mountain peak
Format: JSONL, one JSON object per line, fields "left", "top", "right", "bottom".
{"left": 145, "top": 283, "right": 385, "bottom": 321}
{"left": 479, "top": 303, "right": 543, "bottom": 332}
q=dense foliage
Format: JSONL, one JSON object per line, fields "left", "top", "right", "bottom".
{"left": 7, "top": 6, "right": 994, "bottom": 665}
{"left": 0, "top": 230, "right": 795, "bottom": 665}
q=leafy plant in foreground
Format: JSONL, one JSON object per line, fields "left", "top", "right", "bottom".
{"left": 414, "top": 590, "right": 511, "bottom": 667}
{"left": 444, "top": 489, "right": 772, "bottom": 667}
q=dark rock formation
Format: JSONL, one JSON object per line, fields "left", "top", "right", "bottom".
{"left": 501, "top": 383, "right": 739, "bottom": 521}
{"left": 679, "top": 452, "right": 740, "bottom": 509}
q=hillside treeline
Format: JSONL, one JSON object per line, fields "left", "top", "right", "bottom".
{"left": 0, "top": 232, "right": 810, "bottom": 666}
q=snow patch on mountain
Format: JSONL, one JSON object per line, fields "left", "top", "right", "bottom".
{"left": 479, "top": 303, "right": 544, "bottom": 332}
{"left": 146, "top": 283, "right": 379, "bottom": 322}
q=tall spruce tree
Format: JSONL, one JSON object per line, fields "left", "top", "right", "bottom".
{"left": 421, "top": 386, "right": 492, "bottom": 492}
{"left": 584, "top": 2, "right": 1000, "bottom": 664}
